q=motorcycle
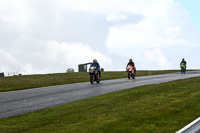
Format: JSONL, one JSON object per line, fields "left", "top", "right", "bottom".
{"left": 180, "top": 63, "right": 186, "bottom": 74}
{"left": 126, "top": 65, "right": 135, "bottom": 79}
{"left": 89, "top": 66, "right": 100, "bottom": 84}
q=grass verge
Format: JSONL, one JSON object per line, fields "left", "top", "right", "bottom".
{"left": 0, "top": 70, "right": 181, "bottom": 92}
{"left": 0, "top": 76, "right": 200, "bottom": 132}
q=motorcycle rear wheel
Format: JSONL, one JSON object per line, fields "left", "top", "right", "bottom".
{"left": 97, "top": 79, "right": 100, "bottom": 83}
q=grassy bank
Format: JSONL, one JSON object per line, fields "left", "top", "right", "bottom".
{"left": 0, "top": 76, "right": 200, "bottom": 133}
{"left": 0, "top": 70, "right": 180, "bottom": 92}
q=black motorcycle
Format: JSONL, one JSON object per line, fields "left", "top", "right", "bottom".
{"left": 89, "top": 66, "right": 100, "bottom": 84}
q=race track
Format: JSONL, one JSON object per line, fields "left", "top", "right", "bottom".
{"left": 1, "top": 71, "right": 200, "bottom": 119}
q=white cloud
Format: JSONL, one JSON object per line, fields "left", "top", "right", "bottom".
{"left": 0, "top": 0, "right": 31, "bottom": 26}
{"left": 143, "top": 48, "right": 173, "bottom": 69}
{"left": 1, "top": 38, "right": 113, "bottom": 75}
{"left": 105, "top": 0, "right": 200, "bottom": 70}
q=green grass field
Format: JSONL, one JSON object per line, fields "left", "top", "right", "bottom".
{"left": 0, "top": 70, "right": 180, "bottom": 92}
{"left": 0, "top": 70, "right": 200, "bottom": 133}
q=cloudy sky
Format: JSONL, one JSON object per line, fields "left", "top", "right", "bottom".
{"left": 0, "top": 0, "right": 200, "bottom": 75}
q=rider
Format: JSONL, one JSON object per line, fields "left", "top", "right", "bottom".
{"left": 180, "top": 58, "right": 187, "bottom": 70}
{"left": 90, "top": 59, "right": 101, "bottom": 79}
{"left": 127, "top": 59, "right": 136, "bottom": 75}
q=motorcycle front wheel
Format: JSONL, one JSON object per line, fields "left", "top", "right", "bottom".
{"left": 90, "top": 75, "right": 94, "bottom": 84}
{"left": 128, "top": 73, "right": 131, "bottom": 79}
{"left": 181, "top": 68, "right": 185, "bottom": 74}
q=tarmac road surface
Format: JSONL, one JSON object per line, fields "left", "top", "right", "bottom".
{"left": 1, "top": 71, "right": 200, "bottom": 119}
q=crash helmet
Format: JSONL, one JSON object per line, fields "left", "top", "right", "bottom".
{"left": 129, "top": 59, "right": 132, "bottom": 62}
{"left": 93, "top": 59, "right": 97, "bottom": 63}
{"left": 182, "top": 58, "right": 185, "bottom": 61}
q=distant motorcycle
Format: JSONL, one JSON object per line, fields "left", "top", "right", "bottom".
{"left": 180, "top": 63, "right": 186, "bottom": 74}
{"left": 126, "top": 65, "right": 135, "bottom": 79}
{"left": 89, "top": 66, "right": 100, "bottom": 84}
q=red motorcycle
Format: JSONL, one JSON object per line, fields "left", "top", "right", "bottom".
{"left": 126, "top": 65, "right": 135, "bottom": 79}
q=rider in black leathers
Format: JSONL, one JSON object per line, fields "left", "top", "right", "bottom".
{"left": 180, "top": 58, "right": 187, "bottom": 71}
{"left": 127, "top": 59, "right": 136, "bottom": 75}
